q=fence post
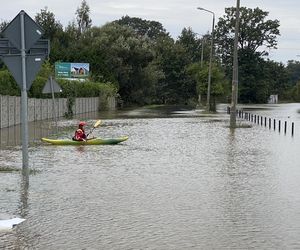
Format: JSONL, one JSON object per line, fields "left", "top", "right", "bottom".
{"left": 265, "top": 117, "right": 267, "bottom": 127}
{"left": 284, "top": 121, "right": 287, "bottom": 134}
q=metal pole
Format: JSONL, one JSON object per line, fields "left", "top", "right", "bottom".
{"left": 50, "top": 76, "right": 58, "bottom": 133}
{"left": 207, "top": 13, "right": 215, "bottom": 111}
{"left": 197, "top": 7, "right": 215, "bottom": 112}
{"left": 201, "top": 37, "right": 205, "bottom": 68}
{"left": 20, "top": 11, "right": 29, "bottom": 170}
{"left": 230, "top": 0, "right": 240, "bottom": 128}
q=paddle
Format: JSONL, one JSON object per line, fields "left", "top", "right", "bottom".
{"left": 86, "top": 119, "right": 102, "bottom": 138}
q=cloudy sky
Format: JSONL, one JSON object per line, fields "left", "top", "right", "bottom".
{"left": 1, "top": 0, "right": 300, "bottom": 64}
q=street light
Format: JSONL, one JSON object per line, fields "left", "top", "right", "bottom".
{"left": 197, "top": 7, "right": 215, "bottom": 111}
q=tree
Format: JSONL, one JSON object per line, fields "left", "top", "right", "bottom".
{"left": 76, "top": 0, "right": 92, "bottom": 34}
{"left": 215, "top": 6, "right": 280, "bottom": 103}
{"left": 35, "top": 7, "right": 63, "bottom": 40}
{"left": 74, "top": 22, "right": 164, "bottom": 105}
{"left": 187, "top": 62, "right": 229, "bottom": 108}
{"left": 176, "top": 27, "right": 202, "bottom": 63}
{"left": 115, "top": 15, "right": 169, "bottom": 40}
{"left": 286, "top": 60, "right": 300, "bottom": 85}
{"left": 215, "top": 6, "right": 280, "bottom": 65}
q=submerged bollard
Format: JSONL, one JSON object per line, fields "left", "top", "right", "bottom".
{"left": 279, "top": 120, "right": 281, "bottom": 132}
{"left": 284, "top": 121, "right": 287, "bottom": 134}
{"left": 292, "top": 122, "right": 294, "bottom": 136}
{"left": 265, "top": 117, "right": 267, "bottom": 127}
{"left": 274, "top": 119, "right": 276, "bottom": 130}
{"left": 269, "top": 118, "right": 271, "bottom": 129}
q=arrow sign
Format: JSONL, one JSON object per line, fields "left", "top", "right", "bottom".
{"left": 1, "top": 10, "right": 43, "bottom": 52}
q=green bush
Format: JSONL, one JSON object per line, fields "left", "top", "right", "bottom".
{"left": 0, "top": 69, "right": 20, "bottom": 96}
{"left": 57, "top": 79, "right": 117, "bottom": 98}
{"left": 1, "top": 61, "right": 118, "bottom": 99}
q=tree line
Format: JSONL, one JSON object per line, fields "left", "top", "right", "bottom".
{"left": 1, "top": 0, "right": 300, "bottom": 108}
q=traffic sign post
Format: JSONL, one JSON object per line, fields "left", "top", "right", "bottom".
{"left": 0, "top": 10, "right": 49, "bottom": 170}
{"left": 42, "top": 76, "right": 62, "bottom": 133}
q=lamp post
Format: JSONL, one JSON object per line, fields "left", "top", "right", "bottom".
{"left": 230, "top": 0, "right": 240, "bottom": 128}
{"left": 197, "top": 7, "right": 215, "bottom": 111}
{"left": 201, "top": 36, "right": 206, "bottom": 68}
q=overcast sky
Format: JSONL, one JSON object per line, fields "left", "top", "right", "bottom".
{"left": 1, "top": 0, "right": 300, "bottom": 64}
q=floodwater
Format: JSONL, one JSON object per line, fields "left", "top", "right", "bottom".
{"left": 1, "top": 103, "right": 300, "bottom": 249}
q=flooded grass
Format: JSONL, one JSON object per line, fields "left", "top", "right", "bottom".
{"left": 0, "top": 166, "right": 20, "bottom": 173}
{"left": 0, "top": 166, "right": 40, "bottom": 174}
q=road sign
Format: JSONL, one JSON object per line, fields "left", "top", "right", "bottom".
{"left": 0, "top": 39, "right": 20, "bottom": 55}
{"left": 1, "top": 54, "right": 46, "bottom": 90}
{"left": 0, "top": 38, "right": 49, "bottom": 90}
{"left": 42, "top": 77, "right": 62, "bottom": 94}
{"left": 1, "top": 10, "right": 43, "bottom": 51}
{"left": 0, "top": 38, "right": 49, "bottom": 55}
{"left": 0, "top": 10, "right": 50, "bottom": 169}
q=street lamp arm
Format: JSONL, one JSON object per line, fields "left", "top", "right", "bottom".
{"left": 197, "top": 7, "right": 215, "bottom": 17}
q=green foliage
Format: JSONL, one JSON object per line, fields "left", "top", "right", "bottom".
{"left": 1, "top": 6, "right": 298, "bottom": 106}
{"left": 286, "top": 60, "right": 300, "bottom": 85}
{"left": 0, "top": 69, "right": 20, "bottom": 96}
{"left": 115, "top": 15, "right": 169, "bottom": 40}
{"left": 215, "top": 6, "right": 281, "bottom": 103}
{"left": 57, "top": 79, "right": 117, "bottom": 98}
{"left": 35, "top": 7, "right": 63, "bottom": 40}
{"left": 176, "top": 27, "right": 202, "bottom": 63}
{"left": 187, "top": 62, "right": 229, "bottom": 98}
{"left": 215, "top": 6, "right": 280, "bottom": 64}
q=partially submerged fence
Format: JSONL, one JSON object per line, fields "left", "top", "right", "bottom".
{"left": 227, "top": 107, "right": 295, "bottom": 137}
{"left": 0, "top": 95, "right": 116, "bottom": 128}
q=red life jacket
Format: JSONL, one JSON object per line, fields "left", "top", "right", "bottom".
{"left": 73, "top": 128, "right": 86, "bottom": 141}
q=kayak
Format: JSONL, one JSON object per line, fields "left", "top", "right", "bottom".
{"left": 41, "top": 136, "right": 128, "bottom": 145}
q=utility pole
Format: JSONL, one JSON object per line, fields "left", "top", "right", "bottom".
{"left": 230, "top": 0, "right": 240, "bottom": 128}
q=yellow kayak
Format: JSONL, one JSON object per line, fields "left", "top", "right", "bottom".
{"left": 41, "top": 136, "right": 128, "bottom": 145}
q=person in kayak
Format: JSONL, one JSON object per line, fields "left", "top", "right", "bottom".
{"left": 73, "top": 121, "right": 87, "bottom": 141}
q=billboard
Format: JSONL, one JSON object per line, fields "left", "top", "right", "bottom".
{"left": 55, "top": 62, "right": 89, "bottom": 79}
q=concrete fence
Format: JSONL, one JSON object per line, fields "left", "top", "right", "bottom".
{"left": 0, "top": 95, "right": 116, "bottom": 128}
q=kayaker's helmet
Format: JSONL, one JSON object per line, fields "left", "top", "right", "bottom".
{"left": 79, "top": 121, "right": 86, "bottom": 127}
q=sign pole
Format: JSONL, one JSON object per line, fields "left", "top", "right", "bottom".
{"left": 20, "top": 11, "right": 29, "bottom": 169}
{"left": 50, "top": 76, "right": 58, "bottom": 133}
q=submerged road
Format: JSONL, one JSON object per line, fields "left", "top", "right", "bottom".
{"left": 1, "top": 103, "right": 300, "bottom": 249}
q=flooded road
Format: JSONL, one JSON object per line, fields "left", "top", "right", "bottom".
{"left": 1, "top": 104, "right": 300, "bottom": 249}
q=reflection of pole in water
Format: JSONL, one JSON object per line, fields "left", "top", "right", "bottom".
{"left": 19, "top": 169, "right": 29, "bottom": 218}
